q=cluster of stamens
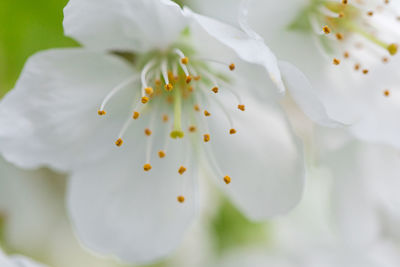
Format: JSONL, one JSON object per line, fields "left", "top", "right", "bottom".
{"left": 97, "top": 48, "right": 246, "bottom": 203}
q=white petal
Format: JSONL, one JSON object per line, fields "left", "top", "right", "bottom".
{"left": 0, "top": 49, "right": 136, "bottom": 171}
{"left": 279, "top": 61, "right": 344, "bottom": 127}
{"left": 67, "top": 133, "right": 196, "bottom": 264}
{"left": 0, "top": 249, "right": 47, "bottom": 267}
{"left": 184, "top": 8, "right": 285, "bottom": 93}
{"left": 206, "top": 98, "right": 305, "bottom": 220}
{"left": 64, "top": 0, "right": 187, "bottom": 52}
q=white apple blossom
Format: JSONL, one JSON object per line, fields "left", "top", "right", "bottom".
{"left": 191, "top": 0, "right": 400, "bottom": 148}
{"left": 0, "top": 0, "right": 309, "bottom": 264}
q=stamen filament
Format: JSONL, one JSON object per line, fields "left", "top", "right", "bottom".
{"left": 161, "top": 59, "right": 171, "bottom": 87}
{"left": 141, "top": 60, "right": 157, "bottom": 97}
{"left": 174, "top": 49, "right": 190, "bottom": 77}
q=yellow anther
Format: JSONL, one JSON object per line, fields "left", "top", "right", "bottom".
{"left": 181, "top": 57, "right": 189, "bottom": 65}
{"left": 145, "top": 128, "right": 152, "bottom": 136}
{"left": 194, "top": 104, "right": 200, "bottom": 111}
{"left": 223, "top": 176, "right": 231, "bottom": 185}
{"left": 336, "top": 33, "right": 344, "bottom": 40}
{"left": 162, "top": 114, "right": 169, "bottom": 122}
{"left": 165, "top": 83, "right": 173, "bottom": 91}
{"left": 204, "top": 110, "right": 211, "bottom": 117}
{"left": 382, "top": 57, "right": 389, "bottom": 63}
{"left": 155, "top": 79, "right": 162, "bottom": 86}
{"left": 333, "top": 58, "right": 341, "bottom": 65}
{"left": 186, "top": 76, "right": 192, "bottom": 84}
{"left": 178, "top": 166, "right": 187, "bottom": 175}
{"left": 212, "top": 87, "right": 219, "bottom": 93}
{"left": 229, "top": 128, "right": 237, "bottom": 135}
{"left": 194, "top": 76, "right": 201, "bottom": 81}
{"left": 367, "top": 11, "right": 374, "bottom": 16}
{"left": 384, "top": 90, "right": 390, "bottom": 97}
{"left": 98, "top": 110, "right": 106, "bottom": 116}
{"left": 388, "top": 43, "right": 398, "bottom": 56}
{"left": 339, "top": 12, "right": 345, "bottom": 18}
{"left": 229, "top": 63, "right": 236, "bottom": 71}
{"left": 342, "top": 0, "right": 348, "bottom": 4}
{"left": 177, "top": 195, "right": 185, "bottom": 203}
{"left": 133, "top": 111, "right": 140, "bottom": 120}
{"left": 203, "top": 134, "right": 210, "bottom": 143}
{"left": 188, "top": 86, "right": 194, "bottom": 92}
{"left": 189, "top": 126, "right": 197, "bottom": 132}
{"left": 363, "top": 69, "right": 369, "bottom": 75}
{"left": 170, "top": 130, "right": 185, "bottom": 139}
{"left": 141, "top": 96, "right": 149, "bottom": 104}
{"left": 145, "top": 87, "right": 154, "bottom": 95}
{"left": 354, "top": 63, "right": 361, "bottom": 71}
{"left": 323, "top": 25, "right": 331, "bottom": 34}
{"left": 158, "top": 150, "right": 166, "bottom": 158}
{"left": 238, "top": 104, "right": 245, "bottom": 111}
{"left": 143, "top": 163, "right": 152, "bottom": 172}
{"left": 115, "top": 138, "right": 123, "bottom": 147}
{"left": 343, "top": 52, "right": 349, "bottom": 58}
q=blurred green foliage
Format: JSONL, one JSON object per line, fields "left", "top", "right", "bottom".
{"left": 0, "top": 0, "right": 78, "bottom": 97}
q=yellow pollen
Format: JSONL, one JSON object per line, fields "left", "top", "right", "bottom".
{"left": 388, "top": 44, "right": 398, "bottom": 56}
{"left": 229, "top": 128, "right": 237, "bottom": 135}
{"left": 165, "top": 83, "right": 173, "bottom": 91}
{"left": 323, "top": 25, "right": 331, "bottom": 34}
{"left": 189, "top": 126, "right": 197, "bottom": 132}
{"left": 170, "top": 130, "right": 185, "bottom": 139}
{"left": 98, "top": 110, "right": 106, "bottom": 116}
{"left": 384, "top": 90, "right": 390, "bottom": 97}
{"left": 194, "top": 104, "right": 200, "bottom": 111}
{"left": 186, "top": 76, "right": 192, "bottom": 84}
{"left": 363, "top": 69, "right": 369, "bottom": 74}
{"left": 223, "top": 176, "right": 231, "bottom": 185}
{"left": 203, "top": 134, "right": 210, "bottom": 142}
{"left": 115, "top": 138, "right": 123, "bottom": 147}
{"left": 145, "top": 87, "right": 154, "bottom": 95}
{"left": 133, "top": 111, "right": 140, "bottom": 120}
{"left": 229, "top": 63, "right": 236, "bottom": 71}
{"left": 141, "top": 96, "right": 149, "bottom": 104}
{"left": 194, "top": 75, "right": 201, "bottom": 81}
{"left": 204, "top": 110, "right": 211, "bottom": 117}
{"left": 354, "top": 63, "right": 361, "bottom": 71}
{"left": 158, "top": 150, "right": 166, "bottom": 158}
{"left": 177, "top": 195, "right": 185, "bottom": 203}
{"left": 145, "top": 128, "right": 152, "bottom": 136}
{"left": 178, "top": 166, "right": 187, "bottom": 175}
{"left": 336, "top": 33, "right": 344, "bottom": 40}
{"left": 212, "top": 87, "right": 219, "bottom": 93}
{"left": 143, "top": 163, "right": 152, "bottom": 171}
{"left": 344, "top": 52, "right": 350, "bottom": 58}
{"left": 181, "top": 57, "right": 189, "bottom": 65}
{"left": 238, "top": 104, "right": 245, "bottom": 111}
{"left": 333, "top": 58, "right": 341, "bottom": 65}
{"left": 162, "top": 114, "right": 169, "bottom": 122}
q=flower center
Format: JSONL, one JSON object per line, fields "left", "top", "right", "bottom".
{"left": 97, "top": 46, "right": 244, "bottom": 202}
{"left": 290, "top": 0, "right": 398, "bottom": 70}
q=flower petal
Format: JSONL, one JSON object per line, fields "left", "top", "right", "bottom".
{"left": 67, "top": 134, "right": 196, "bottom": 264}
{"left": 0, "top": 49, "right": 136, "bottom": 171}
{"left": 279, "top": 61, "right": 344, "bottom": 127}
{"left": 206, "top": 97, "right": 305, "bottom": 220}
{"left": 64, "top": 0, "right": 187, "bottom": 52}
{"left": 184, "top": 7, "right": 285, "bottom": 93}
{"left": 0, "top": 249, "right": 47, "bottom": 267}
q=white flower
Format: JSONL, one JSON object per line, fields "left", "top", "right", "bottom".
{"left": 0, "top": 249, "right": 47, "bottom": 267}
{"left": 0, "top": 0, "right": 306, "bottom": 264}
{"left": 207, "top": 0, "right": 400, "bottom": 148}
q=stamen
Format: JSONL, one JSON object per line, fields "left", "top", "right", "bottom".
{"left": 194, "top": 104, "right": 200, "bottom": 112}
{"left": 161, "top": 60, "right": 173, "bottom": 91}
{"left": 145, "top": 87, "right": 154, "bottom": 95}
{"left": 170, "top": 86, "right": 184, "bottom": 139}
{"left": 238, "top": 104, "right": 246, "bottom": 111}
{"left": 363, "top": 69, "right": 369, "bottom": 74}
{"left": 323, "top": 25, "right": 331, "bottom": 34}
{"left": 230, "top": 129, "right": 237, "bottom": 134}
{"left": 177, "top": 195, "right": 185, "bottom": 203}
{"left": 384, "top": 90, "right": 390, "bottom": 97}
{"left": 99, "top": 75, "right": 139, "bottom": 114}
{"left": 333, "top": 58, "right": 341, "bottom": 65}
{"left": 133, "top": 111, "right": 140, "bottom": 120}
{"left": 189, "top": 126, "right": 197, "bottom": 132}
{"left": 141, "top": 96, "right": 149, "bottom": 104}
{"left": 174, "top": 48, "right": 191, "bottom": 80}
{"left": 388, "top": 43, "right": 398, "bottom": 55}
{"left": 223, "top": 176, "right": 231, "bottom": 184}
{"left": 203, "top": 134, "right": 210, "bottom": 142}
{"left": 115, "top": 138, "right": 123, "bottom": 147}
{"left": 141, "top": 60, "right": 156, "bottom": 97}
{"left": 178, "top": 166, "right": 187, "bottom": 175}
{"left": 162, "top": 114, "right": 169, "bottom": 122}
{"left": 145, "top": 128, "right": 152, "bottom": 136}
{"left": 204, "top": 110, "right": 211, "bottom": 117}
{"left": 212, "top": 87, "right": 219, "bottom": 93}
{"left": 143, "top": 163, "right": 152, "bottom": 171}
{"left": 196, "top": 58, "right": 237, "bottom": 71}
{"left": 229, "top": 63, "right": 236, "bottom": 71}
{"left": 158, "top": 150, "right": 166, "bottom": 158}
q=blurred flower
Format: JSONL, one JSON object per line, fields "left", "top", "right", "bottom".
{"left": 0, "top": 248, "right": 48, "bottom": 267}
{"left": 191, "top": 0, "right": 400, "bottom": 148}
{"left": 0, "top": 0, "right": 307, "bottom": 264}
